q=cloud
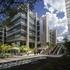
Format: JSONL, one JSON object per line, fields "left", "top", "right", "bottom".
{"left": 44, "top": 0, "right": 65, "bottom": 11}
{"left": 57, "top": 36, "right": 64, "bottom": 42}
{"left": 43, "top": 0, "right": 68, "bottom": 41}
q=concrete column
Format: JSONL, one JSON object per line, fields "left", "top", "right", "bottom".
{"left": 26, "top": 4, "right": 29, "bottom": 47}
{"left": 35, "top": 13, "right": 37, "bottom": 49}
{"left": 2, "top": 28, "right": 4, "bottom": 44}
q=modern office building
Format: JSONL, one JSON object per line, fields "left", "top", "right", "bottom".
{"left": 6, "top": 4, "right": 40, "bottom": 48}
{"left": 40, "top": 15, "right": 57, "bottom": 48}
{"left": 40, "top": 15, "right": 49, "bottom": 48}
{"left": 49, "top": 29, "right": 57, "bottom": 47}
{"left": 65, "top": 0, "right": 70, "bottom": 34}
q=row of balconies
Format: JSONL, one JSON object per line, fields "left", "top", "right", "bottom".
{"left": 7, "top": 29, "right": 27, "bottom": 37}
{"left": 11, "top": 12, "right": 36, "bottom": 27}
{"left": 66, "top": 6, "right": 70, "bottom": 11}
{"left": 66, "top": 11, "right": 70, "bottom": 18}
{"left": 66, "top": 6, "right": 70, "bottom": 12}
{"left": 6, "top": 36, "right": 35, "bottom": 43}
{"left": 7, "top": 19, "right": 27, "bottom": 31}
{"left": 7, "top": 28, "right": 36, "bottom": 37}
{"left": 11, "top": 13, "right": 27, "bottom": 22}
{"left": 7, "top": 23, "right": 36, "bottom": 34}
{"left": 7, "top": 33, "right": 36, "bottom": 42}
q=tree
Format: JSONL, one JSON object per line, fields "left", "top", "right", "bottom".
{"left": 0, "top": 44, "right": 12, "bottom": 53}
{"left": 63, "top": 37, "right": 70, "bottom": 55}
{"left": 20, "top": 45, "right": 31, "bottom": 53}
{"left": 1, "top": 0, "right": 41, "bottom": 27}
{"left": 0, "top": 0, "right": 41, "bottom": 14}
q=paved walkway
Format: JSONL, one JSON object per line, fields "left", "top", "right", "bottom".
{"left": 0, "top": 54, "right": 63, "bottom": 63}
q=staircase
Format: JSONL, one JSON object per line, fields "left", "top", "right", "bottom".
{"left": 48, "top": 46, "right": 65, "bottom": 55}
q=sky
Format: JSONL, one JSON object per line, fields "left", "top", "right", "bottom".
{"left": 0, "top": 0, "right": 67, "bottom": 42}
{"left": 34, "top": 0, "right": 68, "bottom": 42}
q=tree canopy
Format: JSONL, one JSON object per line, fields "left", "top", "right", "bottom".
{"left": 0, "top": 0, "right": 41, "bottom": 22}
{"left": 63, "top": 37, "right": 70, "bottom": 55}
{"left": 0, "top": 0, "right": 40, "bottom": 14}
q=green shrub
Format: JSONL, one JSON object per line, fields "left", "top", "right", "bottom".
{"left": 20, "top": 45, "right": 32, "bottom": 53}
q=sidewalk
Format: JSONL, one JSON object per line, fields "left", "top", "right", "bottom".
{"left": 0, "top": 54, "right": 47, "bottom": 63}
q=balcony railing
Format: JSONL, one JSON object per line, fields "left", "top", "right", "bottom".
{"left": 29, "top": 26, "right": 35, "bottom": 31}
{"left": 6, "top": 36, "right": 26, "bottom": 42}
{"left": 21, "top": 29, "right": 27, "bottom": 34}
{"left": 20, "top": 36, "right": 26, "bottom": 41}
{"left": 7, "top": 23, "right": 21, "bottom": 31}
{"left": 21, "top": 21, "right": 27, "bottom": 27}
{"left": 7, "top": 21, "right": 27, "bottom": 31}
{"left": 29, "top": 39, "right": 35, "bottom": 43}
{"left": 29, "top": 32, "right": 35, "bottom": 37}
{"left": 7, "top": 29, "right": 27, "bottom": 37}
{"left": 6, "top": 29, "right": 21, "bottom": 37}
{"left": 11, "top": 13, "right": 26, "bottom": 22}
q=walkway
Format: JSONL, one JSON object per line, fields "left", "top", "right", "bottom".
{"left": 0, "top": 54, "right": 63, "bottom": 69}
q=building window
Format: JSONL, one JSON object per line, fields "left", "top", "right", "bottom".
{"left": 37, "top": 32, "right": 40, "bottom": 35}
{"left": 37, "top": 26, "right": 40, "bottom": 30}
{"left": 37, "top": 37, "right": 40, "bottom": 41}
{"left": 37, "top": 21, "right": 39, "bottom": 25}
